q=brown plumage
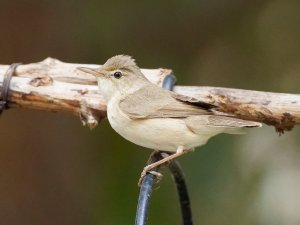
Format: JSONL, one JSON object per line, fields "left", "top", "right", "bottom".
{"left": 120, "top": 85, "right": 212, "bottom": 119}
{"left": 78, "top": 55, "right": 262, "bottom": 182}
{"left": 100, "top": 55, "right": 141, "bottom": 74}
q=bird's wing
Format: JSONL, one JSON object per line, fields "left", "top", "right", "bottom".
{"left": 119, "top": 85, "right": 213, "bottom": 119}
{"left": 185, "top": 115, "right": 261, "bottom": 128}
{"left": 185, "top": 115, "right": 262, "bottom": 135}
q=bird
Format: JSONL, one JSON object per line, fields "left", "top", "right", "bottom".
{"left": 78, "top": 55, "right": 261, "bottom": 183}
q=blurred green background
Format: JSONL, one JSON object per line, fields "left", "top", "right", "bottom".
{"left": 1, "top": 1, "right": 300, "bottom": 225}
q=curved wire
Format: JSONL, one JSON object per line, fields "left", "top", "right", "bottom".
{"left": 168, "top": 159, "right": 193, "bottom": 225}
{"left": 162, "top": 74, "right": 193, "bottom": 225}
{"left": 135, "top": 74, "right": 193, "bottom": 225}
{"left": 135, "top": 152, "right": 162, "bottom": 225}
{"left": 0, "top": 63, "right": 21, "bottom": 114}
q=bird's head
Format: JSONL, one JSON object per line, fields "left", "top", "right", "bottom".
{"left": 78, "top": 55, "right": 148, "bottom": 101}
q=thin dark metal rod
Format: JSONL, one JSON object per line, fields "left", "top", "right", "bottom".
{"left": 135, "top": 152, "right": 162, "bottom": 225}
{"left": 168, "top": 159, "right": 193, "bottom": 225}
{"left": 162, "top": 75, "right": 193, "bottom": 225}
{"left": 162, "top": 74, "right": 177, "bottom": 91}
{"left": 135, "top": 173, "right": 156, "bottom": 225}
{"left": 0, "top": 63, "right": 21, "bottom": 114}
{"left": 135, "top": 74, "right": 193, "bottom": 225}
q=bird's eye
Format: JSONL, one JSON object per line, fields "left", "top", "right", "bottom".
{"left": 113, "top": 71, "right": 122, "bottom": 79}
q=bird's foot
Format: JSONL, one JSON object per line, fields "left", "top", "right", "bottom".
{"left": 138, "top": 146, "right": 190, "bottom": 186}
{"left": 138, "top": 169, "right": 163, "bottom": 186}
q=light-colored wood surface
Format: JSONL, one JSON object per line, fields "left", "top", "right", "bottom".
{"left": 1, "top": 58, "right": 299, "bottom": 133}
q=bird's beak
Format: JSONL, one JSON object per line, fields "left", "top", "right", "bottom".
{"left": 77, "top": 67, "right": 105, "bottom": 77}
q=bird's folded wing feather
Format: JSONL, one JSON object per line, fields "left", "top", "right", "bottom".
{"left": 185, "top": 115, "right": 262, "bottom": 135}
{"left": 119, "top": 85, "right": 213, "bottom": 119}
{"left": 185, "top": 115, "right": 262, "bottom": 128}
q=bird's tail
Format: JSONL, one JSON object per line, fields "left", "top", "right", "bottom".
{"left": 185, "top": 115, "right": 262, "bottom": 135}
{"left": 206, "top": 115, "right": 262, "bottom": 134}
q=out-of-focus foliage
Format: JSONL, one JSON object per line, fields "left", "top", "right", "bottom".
{"left": 0, "top": 1, "right": 300, "bottom": 225}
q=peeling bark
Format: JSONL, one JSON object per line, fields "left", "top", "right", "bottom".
{"left": 1, "top": 58, "right": 299, "bottom": 132}
{"left": 0, "top": 58, "right": 171, "bottom": 128}
{"left": 174, "top": 86, "right": 300, "bottom": 133}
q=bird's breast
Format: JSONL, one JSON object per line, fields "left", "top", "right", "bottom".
{"left": 107, "top": 98, "right": 132, "bottom": 130}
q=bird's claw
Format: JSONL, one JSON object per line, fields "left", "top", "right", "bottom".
{"left": 138, "top": 166, "right": 163, "bottom": 186}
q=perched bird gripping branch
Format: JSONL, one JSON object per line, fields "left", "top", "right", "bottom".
{"left": 78, "top": 55, "right": 261, "bottom": 184}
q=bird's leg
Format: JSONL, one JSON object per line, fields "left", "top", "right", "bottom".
{"left": 138, "top": 146, "right": 190, "bottom": 186}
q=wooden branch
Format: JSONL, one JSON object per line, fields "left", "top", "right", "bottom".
{"left": 0, "top": 58, "right": 171, "bottom": 128}
{"left": 174, "top": 86, "right": 300, "bottom": 133}
{"left": 1, "top": 58, "right": 299, "bottom": 133}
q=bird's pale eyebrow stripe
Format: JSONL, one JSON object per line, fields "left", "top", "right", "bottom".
{"left": 119, "top": 67, "right": 132, "bottom": 74}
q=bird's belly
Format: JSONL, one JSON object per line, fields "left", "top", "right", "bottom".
{"left": 108, "top": 108, "right": 209, "bottom": 152}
